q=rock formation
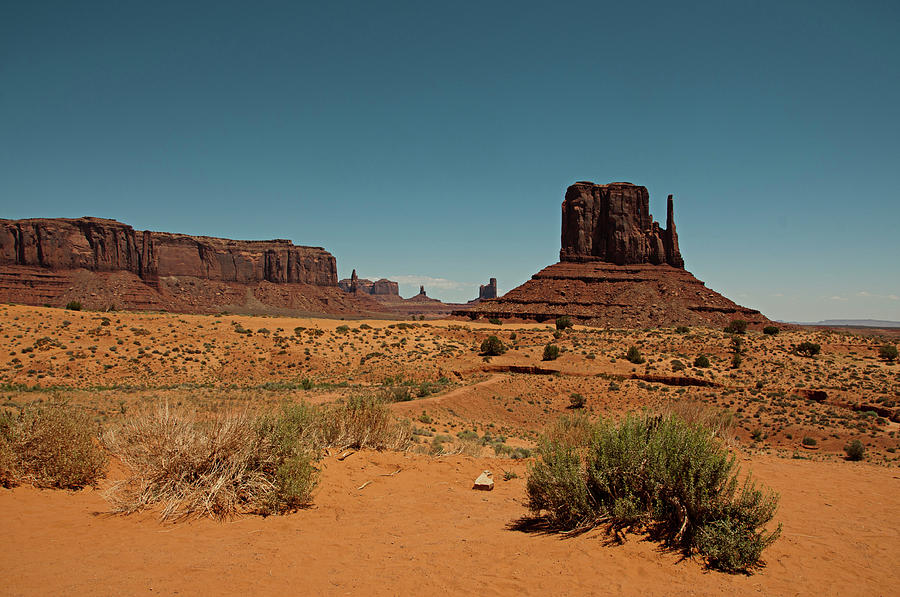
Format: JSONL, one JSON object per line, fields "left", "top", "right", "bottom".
{"left": 560, "top": 182, "right": 683, "bottom": 267}
{"left": 338, "top": 270, "right": 400, "bottom": 296}
{"left": 457, "top": 182, "right": 769, "bottom": 328}
{"left": 0, "top": 217, "right": 387, "bottom": 315}
{"left": 478, "top": 278, "right": 498, "bottom": 300}
{"left": 0, "top": 217, "right": 337, "bottom": 285}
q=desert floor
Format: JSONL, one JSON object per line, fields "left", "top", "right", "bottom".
{"left": 1, "top": 304, "right": 898, "bottom": 595}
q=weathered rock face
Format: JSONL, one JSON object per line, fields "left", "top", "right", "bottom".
{"left": 560, "top": 182, "right": 683, "bottom": 268}
{"left": 0, "top": 217, "right": 337, "bottom": 285}
{"left": 459, "top": 181, "right": 769, "bottom": 328}
{"left": 338, "top": 270, "right": 400, "bottom": 296}
{"left": 0, "top": 217, "right": 381, "bottom": 315}
{"left": 478, "top": 278, "right": 498, "bottom": 300}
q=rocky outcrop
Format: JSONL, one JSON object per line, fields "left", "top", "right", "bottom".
{"left": 338, "top": 270, "right": 400, "bottom": 296}
{"left": 0, "top": 217, "right": 388, "bottom": 316}
{"left": 0, "top": 217, "right": 337, "bottom": 286}
{"left": 458, "top": 181, "right": 769, "bottom": 328}
{"left": 560, "top": 182, "right": 683, "bottom": 267}
{"left": 478, "top": 278, "right": 497, "bottom": 300}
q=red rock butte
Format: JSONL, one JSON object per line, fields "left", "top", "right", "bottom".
{"left": 457, "top": 182, "right": 769, "bottom": 328}
{"left": 0, "top": 217, "right": 380, "bottom": 315}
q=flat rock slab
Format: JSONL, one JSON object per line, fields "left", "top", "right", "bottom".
{"left": 473, "top": 470, "right": 494, "bottom": 491}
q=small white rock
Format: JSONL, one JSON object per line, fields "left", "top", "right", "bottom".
{"left": 473, "top": 470, "right": 494, "bottom": 491}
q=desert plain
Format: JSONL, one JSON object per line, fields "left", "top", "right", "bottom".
{"left": 0, "top": 303, "right": 898, "bottom": 596}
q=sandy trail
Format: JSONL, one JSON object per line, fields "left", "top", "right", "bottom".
{"left": 2, "top": 452, "right": 897, "bottom": 596}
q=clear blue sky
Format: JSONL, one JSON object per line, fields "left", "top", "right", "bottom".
{"left": 2, "top": 1, "right": 898, "bottom": 321}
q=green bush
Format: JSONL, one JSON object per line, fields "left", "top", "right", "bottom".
{"left": 796, "top": 342, "right": 821, "bottom": 357}
{"left": 542, "top": 344, "right": 560, "bottom": 361}
{"left": 65, "top": 300, "right": 82, "bottom": 311}
{"left": 626, "top": 346, "right": 645, "bottom": 364}
{"left": 488, "top": 318, "right": 502, "bottom": 326}
{"left": 555, "top": 316, "right": 573, "bottom": 331}
{"left": 724, "top": 319, "right": 747, "bottom": 334}
{"left": 569, "top": 393, "right": 586, "bottom": 409}
{"left": 671, "top": 360, "right": 686, "bottom": 372}
{"left": 878, "top": 344, "right": 898, "bottom": 363}
{"left": 801, "top": 436, "right": 817, "bottom": 447}
{"left": 694, "top": 355, "right": 710, "bottom": 368}
{"left": 762, "top": 326, "right": 779, "bottom": 336}
{"left": 1, "top": 403, "right": 106, "bottom": 489}
{"left": 675, "top": 326, "right": 690, "bottom": 334}
{"left": 480, "top": 335, "right": 506, "bottom": 356}
{"left": 843, "top": 439, "right": 865, "bottom": 461}
{"left": 526, "top": 413, "right": 781, "bottom": 572}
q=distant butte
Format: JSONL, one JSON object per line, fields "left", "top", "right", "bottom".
{"left": 0, "top": 217, "right": 383, "bottom": 315}
{"left": 457, "top": 182, "right": 769, "bottom": 328}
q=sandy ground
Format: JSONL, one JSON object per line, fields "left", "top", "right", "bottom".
{"left": 1, "top": 304, "right": 899, "bottom": 595}
{"left": 2, "top": 450, "right": 898, "bottom": 596}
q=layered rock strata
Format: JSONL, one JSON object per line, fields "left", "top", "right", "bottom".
{"left": 560, "top": 182, "right": 683, "bottom": 267}
{"left": 0, "top": 217, "right": 336, "bottom": 285}
{"left": 0, "top": 217, "right": 386, "bottom": 315}
{"left": 338, "top": 270, "right": 400, "bottom": 296}
{"left": 458, "top": 181, "right": 769, "bottom": 328}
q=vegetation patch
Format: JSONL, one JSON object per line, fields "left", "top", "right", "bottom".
{"left": 0, "top": 402, "right": 106, "bottom": 489}
{"left": 524, "top": 413, "right": 781, "bottom": 572}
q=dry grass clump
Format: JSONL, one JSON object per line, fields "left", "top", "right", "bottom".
{"left": 103, "top": 397, "right": 410, "bottom": 521}
{"left": 665, "top": 400, "right": 737, "bottom": 445}
{"left": 0, "top": 403, "right": 106, "bottom": 489}
{"left": 103, "top": 403, "right": 319, "bottom": 520}
{"left": 320, "top": 396, "right": 411, "bottom": 451}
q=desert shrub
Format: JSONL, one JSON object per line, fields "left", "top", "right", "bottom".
{"left": 542, "top": 344, "right": 560, "bottom": 361}
{"left": 526, "top": 413, "right": 780, "bottom": 572}
{"left": 665, "top": 400, "right": 737, "bottom": 445}
{"left": 801, "top": 436, "right": 817, "bottom": 447}
{"left": 878, "top": 344, "right": 898, "bottom": 363}
{"left": 694, "top": 355, "right": 710, "bottom": 368}
{"left": 724, "top": 320, "right": 747, "bottom": 334}
{"left": 731, "top": 354, "right": 742, "bottom": 369}
{"left": 0, "top": 411, "right": 16, "bottom": 487}
{"left": 65, "top": 300, "right": 82, "bottom": 311}
{"left": 569, "top": 393, "right": 586, "bottom": 409}
{"left": 762, "top": 326, "right": 779, "bottom": 336}
{"left": 320, "top": 396, "right": 411, "bottom": 451}
{"left": 796, "top": 342, "right": 821, "bottom": 357}
{"left": 843, "top": 439, "right": 865, "bottom": 461}
{"left": 671, "top": 360, "right": 686, "bottom": 372}
{"left": 104, "top": 404, "right": 322, "bottom": 520}
{"left": 488, "top": 318, "right": 502, "bottom": 325}
{"left": 675, "top": 326, "right": 690, "bottom": 334}
{"left": 626, "top": 346, "right": 645, "bottom": 364}
{"left": 480, "top": 335, "right": 506, "bottom": 356}
{"left": 1, "top": 403, "right": 106, "bottom": 489}
{"left": 335, "top": 325, "right": 350, "bottom": 333}
{"left": 555, "top": 316, "right": 573, "bottom": 331}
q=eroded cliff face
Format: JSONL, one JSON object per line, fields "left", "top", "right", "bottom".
{"left": 338, "top": 270, "right": 400, "bottom": 296}
{"left": 0, "top": 218, "right": 337, "bottom": 286}
{"left": 560, "top": 182, "right": 683, "bottom": 268}
{"left": 459, "top": 180, "right": 768, "bottom": 328}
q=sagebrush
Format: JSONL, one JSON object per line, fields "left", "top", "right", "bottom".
{"left": 525, "top": 413, "right": 781, "bottom": 572}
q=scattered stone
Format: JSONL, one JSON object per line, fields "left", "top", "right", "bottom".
{"left": 473, "top": 470, "right": 494, "bottom": 491}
